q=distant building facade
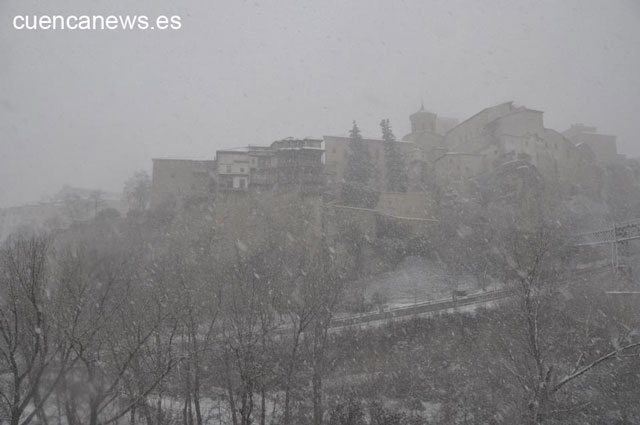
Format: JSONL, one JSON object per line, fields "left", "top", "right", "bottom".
{"left": 214, "top": 139, "right": 324, "bottom": 193}
{"left": 215, "top": 151, "right": 251, "bottom": 192}
{"left": 0, "top": 186, "right": 125, "bottom": 241}
{"left": 402, "top": 105, "right": 446, "bottom": 152}
{"left": 563, "top": 124, "right": 621, "bottom": 163}
{"left": 402, "top": 105, "right": 455, "bottom": 186}
{"left": 323, "top": 135, "right": 417, "bottom": 189}
{"left": 150, "top": 139, "right": 325, "bottom": 208}
{"left": 148, "top": 103, "right": 627, "bottom": 208}
{"left": 150, "top": 158, "right": 216, "bottom": 208}
{"left": 0, "top": 203, "right": 62, "bottom": 241}
{"left": 269, "top": 138, "right": 324, "bottom": 191}
{"left": 432, "top": 101, "right": 610, "bottom": 190}
{"left": 248, "top": 146, "right": 276, "bottom": 190}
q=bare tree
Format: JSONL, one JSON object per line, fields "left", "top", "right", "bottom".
{"left": 307, "top": 243, "right": 346, "bottom": 425}
{"left": 493, "top": 222, "right": 640, "bottom": 424}
{"left": 154, "top": 232, "right": 221, "bottom": 425}
{"left": 123, "top": 171, "right": 151, "bottom": 212}
{"left": 0, "top": 233, "right": 74, "bottom": 425}
{"left": 62, "top": 193, "right": 90, "bottom": 222}
{"left": 88, "top": 190, "right": 107, "bottom": 219}
{"left": 218, "top": 241, "right": 287, "bottom": 425}
{"left": 53, "top": 233, "right": 178, "bottom": 425}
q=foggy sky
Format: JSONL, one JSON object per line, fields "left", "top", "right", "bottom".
{"left": 1, "top": 0, "right": 639, "bottom": 208}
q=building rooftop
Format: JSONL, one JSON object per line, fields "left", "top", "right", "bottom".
{"left": 153, "top": 157, "right": 215, "bottom": 162}
{"left": 323, "top": 135, "right": 415, "bottom": 144}
{"left": 216, "top": 149, "right": 250, "bottom": 155}
{"left": 446, "top": 101, "right": 514, "bottom": 134}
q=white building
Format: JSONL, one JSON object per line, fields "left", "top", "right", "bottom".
{"left": 215, "top": 150, "right": 251, "bottom": 191}
{"left": 435, "top": 101, "right": 593, "bottom": 188}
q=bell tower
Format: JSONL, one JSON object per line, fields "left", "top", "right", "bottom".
{"left": 410, "top": 101, "right": 437, "bottom": 134}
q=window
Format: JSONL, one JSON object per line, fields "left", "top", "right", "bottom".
{"left": 226, "top": 165, "right": 232, "bottom": 173}
{"left": 240, "top": 168, "right": 245, "bottom": 173}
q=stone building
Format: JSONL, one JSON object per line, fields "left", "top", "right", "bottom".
{"left": 563, "top": 124, "right": 622, "bottom": 163}
{"left": 149, "top": 158, "right": 216, "bottom": 208}
{"left": 150, "top": 138, "right": 325, "bottom": 208}
{"left": 402, "top": 104, "right": 446, "bottom": 153}
{"left": 543, "top": 128, "right": 592, "bottom": 184}
{"left": 269, "top": 138, "right": 324, "bottom": 191}
{"left": 215, "top": 150, "right": 251, "bottom": 192}
{"left": 216, "top": 139, "right": 324, "bottom": 193}
{"left": 433, "top": 101, "right": 600, "bottom": 190}
{"left": 247, "top": 146, "right": 276, "bottom": 191}
{"left": 323, "top": 135, "right": 417, "bottom": 189}
{"left": 433, "top": 152, "right": 486, "bottom": 187}
{"left": 401, "top": 104, "right": 457, "bottom": 186}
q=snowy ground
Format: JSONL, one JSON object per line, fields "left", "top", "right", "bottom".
{"left": 355, "top": 256, "right": 502, "bottom": 309}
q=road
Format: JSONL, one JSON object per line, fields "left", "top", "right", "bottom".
{"left": 329, "top": 289, "right": 511, "bottom": 330}
{"left": 329, "top": 262, "right": 617, "bottom": 331}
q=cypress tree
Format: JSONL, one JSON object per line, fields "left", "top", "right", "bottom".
{"left": 341, "top": 121, "right": 378, "bottom": 207}
{"left": 381, "top": 119, "right": 408, "bottom": 192}
{"left": 344, "top": 121, "right": 373, "bottom": 185}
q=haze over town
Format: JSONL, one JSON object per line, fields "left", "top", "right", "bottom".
{"left": 3, "top": 2, "right": 640, "bottom": 424}
{"left": 1, "top": 0, "right": 640, "bottom": 207}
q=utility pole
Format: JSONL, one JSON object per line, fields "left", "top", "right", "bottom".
{"left": 612, "top": 222, "right": 618, "bottom": 270}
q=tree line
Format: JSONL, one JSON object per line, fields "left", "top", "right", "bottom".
{"left": 0, "top": 200, "right": 346, "bottom": 425}
{"left": 2, "top": 183, "right": 639, "bottom": 425}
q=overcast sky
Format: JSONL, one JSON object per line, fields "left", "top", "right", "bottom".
{"left": 1, "top": 0, "right": 639, "bottom": 207}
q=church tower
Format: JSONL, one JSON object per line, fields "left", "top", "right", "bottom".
{"left": 410, "top": 101, "right": 437, "bottom": 134}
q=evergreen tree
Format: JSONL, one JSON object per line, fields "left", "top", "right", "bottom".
{"left": 341, "top": 121, "right": 378, "bottom": 207}
{"left": 381, "top": 119, "right": 408, "bottom": 192}
{"left": 344, "top": 121, "right": 373, "bottom": 185}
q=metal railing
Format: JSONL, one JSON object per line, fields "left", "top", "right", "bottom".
{"left": 330, "top": 289, "right": 512, "bottom": 329}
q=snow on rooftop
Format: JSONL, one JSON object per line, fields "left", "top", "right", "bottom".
{"left": 153, "top": 156, "right": 214, "bottom": 161}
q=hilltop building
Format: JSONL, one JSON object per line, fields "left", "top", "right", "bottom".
{"left": 247, "top": 145, "right": 275, "bottom": 190}
{"left": 149, "top": 138, "right": 324, "bottom": 208}
{"left": 323, "top": 135, "right": 418, "bottom": 189}
{"left": 148, "top": 102, "right": 627, "bottom": 209}
{"left": 401, "top": 104, "right": 457, "bottom": 186}
{"left": 439, "top": 102, "right": 551, "bottom": 183}
{"left": 402, "top": 104, "right": 446, "bottom": 151}
{"left": 430, "top": 101, "right": 611, "bottom": 191}
{"left": 269, "top": 138, "right": 324, "bottom": 191}
{"left": 215, "top": 151, "right": 251, "bottom": 192}
{"left": 214, "top": 138, "right": 324, "bottom": 193}
{"left": 149, "top": 158, "right": 216, "bottom": 208}
{"left": 563, "top": 124, "right": 622, "bottom": 164}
